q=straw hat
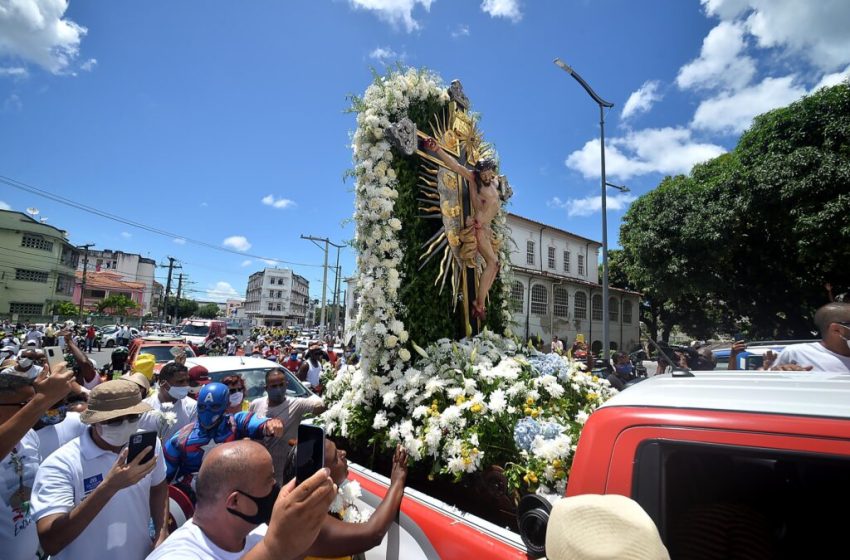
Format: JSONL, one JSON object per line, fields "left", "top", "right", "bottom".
{"left": 132, "top": 353, "right": 156, "bottom": 381}
{"left": 545, "top": 494, "right": 669, "bottom": 560}
{"left": 80, "top": 379, "right": 152, "bottom": 425}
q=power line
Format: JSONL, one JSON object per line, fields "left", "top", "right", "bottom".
{"left": 1, "top": 174, "right": 327, "bottom": 268}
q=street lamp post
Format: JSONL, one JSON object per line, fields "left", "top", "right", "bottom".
{"left": 554, "top": 58, "right": 615, "bottom": 366}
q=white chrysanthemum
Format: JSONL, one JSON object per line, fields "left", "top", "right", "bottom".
{"left": 488, "top": 389, "right": 507, "bottom": 414}
{"left": 372, "top": 411, "right": 389, "bottom": 430}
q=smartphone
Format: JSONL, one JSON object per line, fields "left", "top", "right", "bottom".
{"left": 127, "top": 430, "right": 157, "bottom": 464}
{"left": 44, "top": 346, "right": 65, "bottom": 375}
{"left": 295, "top": 424, "right": 325, "bottom": 485}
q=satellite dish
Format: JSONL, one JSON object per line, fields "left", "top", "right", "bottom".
{"left": 26, "top": 207, "right": 39, "bottom": 216}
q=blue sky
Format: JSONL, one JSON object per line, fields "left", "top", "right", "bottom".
{"left": 1, "top": 0, "right": 848, "bottom": 303}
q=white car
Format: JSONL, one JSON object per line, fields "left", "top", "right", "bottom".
{"left": 182, "top": 356, "right": 315, "bottom": 402}
{"left": 100, "top": 325, "right": 140, "bottom": 348}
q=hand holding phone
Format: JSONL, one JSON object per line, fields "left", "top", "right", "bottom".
{"left": 127, "top": 430, "right": 157, "bottom": 464}
{"left": 44, "top": 346, "right": 65, "bottom": 376}
{"left": 295, "top": 425, "right": 325, "bottom": 485}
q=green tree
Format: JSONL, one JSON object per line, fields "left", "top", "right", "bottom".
{"left": 96, "top": 294, "right": 139, "bottom": 316}
{"left": 618, "top": 82, "right": 850, "bottom": 340}
{"left": 196, "top": 303, "right": 221, "bottom": 319}
{"left": 52, "top": 301, "right": 79, "bottom": 316}
{"left": 163, "top": 297, "right": 198, "bottom": 320}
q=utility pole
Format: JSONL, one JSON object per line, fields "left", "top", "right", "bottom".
{"left": 301, "top": 235, "right": 344, "bottom": 334}
{"left": 331, "top": 245, "right": 342, "bottom": 337}
{"left": 175, "top": 273, "right": 184, "bottom": 321}
{"left": 160, "top": 257, "right": 181, "bottom": 324}
{"left": 77, "top": 244, "right": 95, "bottom": 323}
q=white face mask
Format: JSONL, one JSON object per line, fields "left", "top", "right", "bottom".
{"left": 229, "top": 392, "right": 244, "bottom": 407}
{"left": 17, "top": 357, "right": 33, "bottom": 369}
{"left": 97, "top": 419, "right": 140, "bottom": 447}
{"left": 167, "top": 385, "right": 190, "bottom": 400}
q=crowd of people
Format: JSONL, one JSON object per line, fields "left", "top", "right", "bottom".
{"left": 1, "top": 323, "right": 404, "bottom": 560}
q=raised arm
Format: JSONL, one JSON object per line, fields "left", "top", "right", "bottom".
{"left": 60, "top": 330, "right": 97, "bottom": 383}
{"left": 307, "top": 446, "right": 409, "bottom": 557}
{"left": 421, "top": 136, "right": 475, "bottom": 184}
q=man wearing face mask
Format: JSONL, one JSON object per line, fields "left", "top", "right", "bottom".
{"left": 31, "top": 379, "right": 170, "bottom": 559}
{"left": 773, "top": 302, "right": 850, "bottom": 372}
{"left": 163, "top": 382, "right": 284, "bottom": 490}
{"left": 139, "top": 363, "right": 197, "bottom": 442}
{"left": 248, "top": 368, "right": 324, "bottom": 485}
{"left": 2, "top": 349, "right": 44, "bottom": 379}
{"left": 145, "top": 440, "right": 336, "bottom": 560}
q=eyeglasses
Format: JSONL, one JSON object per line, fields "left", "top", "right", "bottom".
{"left": 836, "top": 321, "right": 850, "bottom": 327}
{"left": 102, "top": 413, "right": 142, "bottom": 426}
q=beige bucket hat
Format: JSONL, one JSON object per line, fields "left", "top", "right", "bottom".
{"left": 80, "top": 379, "right": 152, "bottom": 425}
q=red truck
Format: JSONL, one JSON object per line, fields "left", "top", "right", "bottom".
{"left": 347, "top": 371, "right": 850, "bottom": 558}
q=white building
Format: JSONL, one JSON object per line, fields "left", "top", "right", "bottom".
{"left": 244, "top": 268, "right": 309, "bottom": 327}
{"left": 505, "top": 213, "right": 641, "bottom": 354}
{"left": 77, "top": 249, "right": 157, "bottom": 316}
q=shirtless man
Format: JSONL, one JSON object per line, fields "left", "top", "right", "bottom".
{"left": 422, "top": 136, "right": 501, "bottom": 320}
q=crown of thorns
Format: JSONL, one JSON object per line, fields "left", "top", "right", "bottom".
{"left": 474, "top": 159, "right": 497, "bottom": 173}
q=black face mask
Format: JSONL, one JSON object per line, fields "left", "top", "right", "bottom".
{"left": 226, "top": 483, "right": 280, "bottom": 525}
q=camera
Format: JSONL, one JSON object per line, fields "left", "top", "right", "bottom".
{"left": 517, "top": 494, "right": 553, "bottom": 558}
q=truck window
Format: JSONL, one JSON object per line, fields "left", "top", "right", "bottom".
{"left": 633, "top": 440, "right": 850, "bottom": 558}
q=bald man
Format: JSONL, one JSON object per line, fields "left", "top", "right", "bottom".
{"left": 146, "top": 440, "right": 335, "bottom": 560}
{"left": 774, "top": 302, "right": 850, "bottom": 372}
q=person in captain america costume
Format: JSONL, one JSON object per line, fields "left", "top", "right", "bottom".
{"left": 163, "top": 382, "right": 284, "bottom": 488}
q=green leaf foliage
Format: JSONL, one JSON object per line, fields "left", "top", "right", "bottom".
{"left": 616, "top": 82, "right": 850, "bottom": 340}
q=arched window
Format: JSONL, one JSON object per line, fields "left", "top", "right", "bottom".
{"left": 510, "top": 281, "right": 524, "bottom": 312}
{"left": 574, "top": 292, "right": 587, "bottom": 319}
{"left": 553, "top": 286, "right": 569, "bottom": 318}
{"left": 609, "top": 297, "right": 619, "bottom": 322}
{"left": 623, "top": 300, "right": 633, "bottom": 324}
{"left": 592, "top": 294, "right": 603, "bottom": 321}
{"left": 530, "top": 284, "right": 548, "bottom": 315}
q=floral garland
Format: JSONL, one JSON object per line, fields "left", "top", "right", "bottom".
{"left": 351, "top": 68, "right": 448, "bottom": 376}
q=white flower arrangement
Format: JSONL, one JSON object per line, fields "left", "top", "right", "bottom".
{"left": 329, "top": 479, "right": 372, "bottom": 523}
{"left": 154, "top": 401, "right": 178, "bottom": 439}
{"left": 320, "top": 330, "right": 617, "bottom": 492}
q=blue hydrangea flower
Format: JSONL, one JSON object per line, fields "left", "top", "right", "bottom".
{"left": 514, "top": 417, "right": 540, "bottom": 451}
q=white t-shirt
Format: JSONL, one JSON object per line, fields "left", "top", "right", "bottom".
{"left": 139, "top": 394, "right": 198, "bottom": 442}
{"left": 0, "top": 431, "right": 40, "bottom": 560}
{"left": 145, "top": 518, "right": 265, "bottom": 560}
{"left": 775, "top": 342, "right": 850, "bottom": 372}
{"left": 306, "top": 361, "right": 323, "bottom": 387}
{"left": 31, "top": 427, "right": 167, "bottom": 560}
{"left": 24, "top": 331, "right": 42, "bottom": 345}
{"left": 36, "top": 411, "right": 87, "bottom": 460}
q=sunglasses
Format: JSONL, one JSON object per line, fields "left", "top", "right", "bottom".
{"left": 102, "top": 413, "right": 142, "bottom": 426}
{"left": 228, "top": 387, "right": 243, "bottom": 394}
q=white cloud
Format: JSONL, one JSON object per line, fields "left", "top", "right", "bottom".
{"left": 223, "top": 235, "right": 251, "bottom": 252}
{"left": 0, "top": 0, "right": 88, "bottom": 74}
{"left": 261, "top": 194, "right": 295, "bottom": 209}
{"left": 348, "top": 0, "right": 434, "bottom": 32}
{"left": 80, "top": 58, "right": 96, "bottom": 71}
{"left": 0, "top": 67, "right": 28, "bottom": 78}
{"left": 369, "top": 47, "right": 399, "bottom": 63}
{"left": 549, "top": 193, "right": 637, "bottom": 218}
{"left": 621, "top": 81, "right": 663, "bottom": 120}
{"left": 451, "top": 24, "right": 470, "bottom": 38}
{"left": 676, "top": 21, "right": 756, "bottom": 91}
{"left": 240, "top": 259, "right": 253, "bottom": 267}
{"left": 480, "top": 0, "right": 522, "bottom": 22}
{"left": 0, "top": 201, "right": 10, "bottom": 210}
{"left": 811, "top": 65, "right": 850, "bottom": 92}
{"left": 566, "top": 127, "right": 726, "bottom": 181}
{"left": 120, "top": 231, "right": 131, "bottom": 239}
{"left": 200, "top": 201, "right": 208, "bottom": 207}
{"left": 691, "top": 75, "right": 806, "bottom": 133}
{"left": 3, "top": 93, "right": 22, "bottom": 112}
{"left": 262, "top": 259, "right": 278, "bottom": 266}
{"left": 205, "top": 281, "right": 241, "bottom": 303}
{"left": 173, "top": 237, "right": 186, "bottom": 245}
